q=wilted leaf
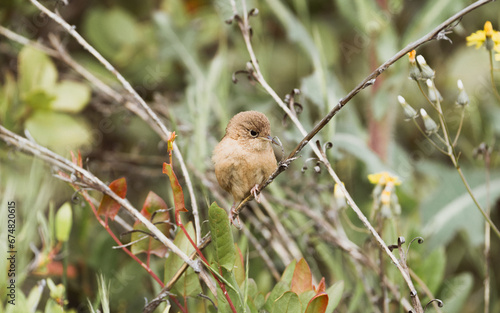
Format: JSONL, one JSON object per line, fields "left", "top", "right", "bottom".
{"left": 131, "top": 191, "right": 171, "bottom": 257}
{"left": 97, "top": 177, "right": 127, "bottom": 220}
{"left": 163, "top": 162, "right": 188, "bottom": 220}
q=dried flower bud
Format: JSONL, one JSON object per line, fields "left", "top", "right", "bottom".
{"left": 398, "top": 95, "right": 418, "bottom": 120}
{"left": 416, "top": 55, "right": 435, "bottom": 80}
{"left": 456, "top": 79, "right": 469, "bottom": 107}
{"left": 420, "top": 109, "right": 438, "bottom": 134}
{"left": 426, "top": 79, "right": 443, "bottom": 102}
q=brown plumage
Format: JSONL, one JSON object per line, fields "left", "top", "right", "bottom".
{"left": 212, "top": 111, "right": 277, "bottom": 225}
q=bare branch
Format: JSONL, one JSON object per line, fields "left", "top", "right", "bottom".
{"left": 0, "top": 125, "right": 201, "bottom": 272}
{"left": 28, "top": 0, "right": 202, "bottom": 245}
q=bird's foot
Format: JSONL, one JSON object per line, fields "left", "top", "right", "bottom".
{"left": 251, "top": 184, "right": 262, "bottom": 203}
{"left": 229, "top": 205, "right": 242, "bottom": 230}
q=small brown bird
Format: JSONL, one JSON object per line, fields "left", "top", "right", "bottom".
{"left": 212, "top": 111, "right": 278, "bottom": 226}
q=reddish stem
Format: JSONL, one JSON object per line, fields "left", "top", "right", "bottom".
{"left": 168, "top": 142, "right": 238, "bottom": 313}
{"left": 81, "top": 190, "right": 165, "bottom": 287}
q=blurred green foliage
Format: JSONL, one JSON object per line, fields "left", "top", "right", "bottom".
{"left": 1, "top": 0, "right": 500, "bottom": 312}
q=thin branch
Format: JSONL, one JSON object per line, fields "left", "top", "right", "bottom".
{"left": 0, "top": 25, "right": 59, "bottom": 57}
{"left": 0, "top": 125, "right": 201, "bottom": 272}
{"left": 28, "top": 0, "right": 202, "bottom": 246}
{"left": 143, "top": 233, "right": 212, "bottom": 313}
{"left": 288, "top": 0, "right": 494, "bottom": 159}
{"left": 223, "top": 1, "right": 500, "bottom": 310}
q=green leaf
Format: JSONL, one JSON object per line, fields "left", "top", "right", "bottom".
{"left": 334, "top": 0, "right": 381, "bottom": 30}
{"left": 280, "top": 259, "right": 297, "bottom": 287}
{"left": 18, "top": 46, "right": 57, "bottom": 95}
{"left": 233, "top": 244, "right": 246, "bottom": 287}
{"left": 23, "top": 89, "right": 56, "bottom": 110}
{"left": 325, "top": 281, "right": 343, "bottom": 313}
{"left": 5, "top": 287, "right": 28, "bottom": 313}
{"left": 26, "top": 281, "right": 45, "bottom": 311}
{"left": 55, "top": 202, "right": 73, "bottom": 242}
{"left": 439, "top": 273, "right": 473, "bottom": 313}
{"left": 45, "top": 299, "right": 64, "bottom": 313}
{"left": 272, "top": 291, "right": 301, "bottom": 313}
{"left": 402, "top": 0, "right": 466, "bottom": 44}
{"left": 298, "top": 290, "right": 316, "bottom": 312}
{"left": 411, "top": 248, "right": 445, "bottom": 294}
{"left": 208, "top": 202, "right": 236, "bottom": 272}
{"left": 51, "top": 81, "right": 91, "bottom": 113}
{"left": 216, "top": 283, "right": 234, "bottom": 313}
{"left": 264, "top": 281, "right": 291, "bottom": 311}
{"left": 265, "top": 0, "right": 319, "bottom": 63}
{"left": 165, "top": 222, "right": 196, "bottom": 279}
{"left": 164, "top": 222, "right": 201, "bottom": 297}
{"left": 421, "top": 163, "right": 500, "bottom": 249}
{"left": 83, "top": 8, "right": 140, "bottom": 60}
{"left": 24, "top": 111, "right": 92, "bottom": 153}
{"left": 333, "top": 133, "right": 388, "bottom": 174}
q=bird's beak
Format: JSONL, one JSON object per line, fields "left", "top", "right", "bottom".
{"left": 266, "top": 135, "right": 280, "bottom": 146}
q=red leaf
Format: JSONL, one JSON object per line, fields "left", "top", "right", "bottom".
{"left": 291, "top": 258, "right": 313, "bottom": 294}
{"left": 163, "top": 162, "right": 188, "bottom": 223}
{"left": 138, "top": 191, "right": 170, "bottom": 220}
{"left": 98, "top": 177, "right": 127, "bottom": 220}
{"left": 70, "top": 150, "right": 83, "bottom": 167}
{"left": 305, "top": 293, "right": 329, "bottom": 313}
{"left": 314, "top": 277, "right": 326, "bottom": 294}
{"left": 131, "top": 191, "right": 171, "bottom": 257}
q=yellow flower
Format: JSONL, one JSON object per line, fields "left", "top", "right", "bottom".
{"left": 408, "top": 50, "right": 416, "bottom": 64}
{"left": 368, "top": 172, "right": 401, "bottom": 186}
{"left": 466, "top": 21, "right": 500, "bottom": 50}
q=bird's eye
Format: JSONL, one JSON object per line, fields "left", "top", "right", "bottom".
{"left": 250, "top": 130, "right": 259, "bottom": 137}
